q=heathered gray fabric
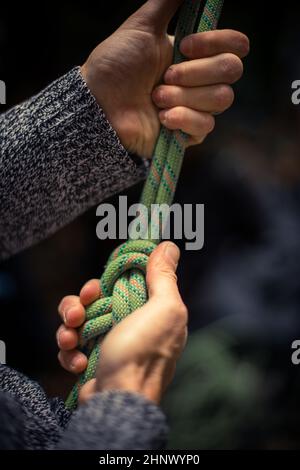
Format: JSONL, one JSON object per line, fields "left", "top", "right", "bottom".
{"left": 0, "top": 66, "right": 147, "bottom": 260}
{"left": 58, "top": 391, "right": 168, "bottom": 450}
{"left": 0, "top": 365, "right": 168, "bottom": 450}
{"left": 0, "top": 68, "right": 167, "bottom": 450}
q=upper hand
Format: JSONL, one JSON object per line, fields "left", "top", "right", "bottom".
{"left": 81, "top": 0, "right": 249, "bottom": 158}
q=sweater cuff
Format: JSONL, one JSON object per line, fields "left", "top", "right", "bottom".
{"left": 58, "top": 391, "right": 168, "bottom": 450}
{"left": 26, "top": 66, "right": 147, "bottom": 179}
{"left": 3, "top": 65, "right": 147, "bottom": 190}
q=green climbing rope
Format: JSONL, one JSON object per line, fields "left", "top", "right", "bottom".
{"left": 66, "top": 0, "right": 224, "bottom": 410}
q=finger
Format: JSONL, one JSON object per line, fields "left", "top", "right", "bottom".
{"left": 128, "top": 0, "right": 183, "bottom": 34}
{"left": 58, "top": 350, "right": 88, "bottom": 374}
{"left": 146, "top": 242, "right": 181, "bottom": 300}
{"left": 56, "top": 325, "right": 78, "bottom": 351}
{"left": 164, "top": 53, "right": 244, "bottom": 87}
{"left": 186, "top": 134, "right": 206, "bottom": 147}
{"left": 180, "top": 29, "right": 250, "bottom": 60}
{"left": 159, "top": 107, "right": 215, "bottom": 136}
{"left": 58, "top": 295, "right": 85, "bottom": 328}
{"left": 153, "top": 84, "right": 234, "bottom": 114}
{"left": 79, "top": 379, "right": 97, "bottom": 405}
{"left": 80, "top": 279, "right": 101, "bottom": 306}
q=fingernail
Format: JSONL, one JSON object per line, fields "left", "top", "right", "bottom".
{"left": 57, "top": 330, "right": 62, "bottom": 348}
{"left": 165, "top": 243, "right": 180, "bottom": 268}
{"left": 238, "top": 38, "right": 250, "bottom": 56}
{"left": 154, "top": 88, "right": 165, "bottom": 104}
{"left": 165, "top": 67, "right": 177, "bottom": 84}
{"left": 63, "top": 306, "right": 72, "bottom": 324}
{"left": 70, "top": 356, "right": 81, "bottom": 371}
{"left": 64, "top": 306, "right": 76, "bottom": 325}
{"left": 159, "top": 110, "right": 169, "bottom": 126}
{"left": 64, "top": 307, "right": 74, "bottom": 325}
{"left": 180, "top": 37, "right": 192, "bottom": 56}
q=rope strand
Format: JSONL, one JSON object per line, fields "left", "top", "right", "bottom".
{"left": 66, "top": 0, "right": 224, "bottom": 410}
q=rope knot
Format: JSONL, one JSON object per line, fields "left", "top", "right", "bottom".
{"left": 79, "top": 239, "right": 156, "bottom": 349}
{"left": 66, "top": 239, "right": 156, "bottom": 409}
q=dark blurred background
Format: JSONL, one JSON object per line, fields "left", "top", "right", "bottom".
{"left": 1, "top": 0, "right": 300, "bottom": 449}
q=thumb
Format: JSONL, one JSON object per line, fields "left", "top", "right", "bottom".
{"left": 126, "top": 0, "right": 184, "bottom": 35}
{"left": 146, "top": 241, "right": 181, "bottom": 300}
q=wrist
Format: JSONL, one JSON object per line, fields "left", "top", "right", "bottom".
{"left": 80, "top": 62, "right": 129, "bottom": 153}
{"left": 96, "top": 363, "right": 163, "bottom": 405}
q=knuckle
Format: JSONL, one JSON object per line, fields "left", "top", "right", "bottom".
{"left": 169, "top": 107, "right": 184, "bottom": 127}
{"left": 173, "top": 302, "right": 188, "bottom": 326}
{"left": 220, "top": 53, "right": 244, "bottom": 83}
{"left": 160, "top": 86, "right": 175, "bottom": 107}
{"left": 156, "top": 264, "right": 178, "bottom": 283}
{"left": 166, "top": 299, "right": 188, "bottom": 325}
{"left": 194, "top": 30, "right": 213, "bottom": 54}
{"left": 204, "top": 30, "right": 218, "bottom": 49}
{"left": 174, "top": 63, "right": 185, "bottom": 84}
{"left": 214, "top": 85, "right": 234, "bottom": 110}
{"left": 174, "top": 106, "right": 185, "bottom": 124}
{"left": 187, "top": 35, "right": 196, "bottom": 56}
{"left": 168, "top": 87, "right": 183, "bottom": 107}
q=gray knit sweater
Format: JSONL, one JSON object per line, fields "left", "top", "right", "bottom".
{"left": 0, "top": 67, "right": 168, "bottom": 450}
{"left": 0, "top": 66, "right": 147, "bottom": 259}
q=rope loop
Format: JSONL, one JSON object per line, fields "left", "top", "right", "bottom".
{"left": 66, "top": 239, "right": 156, "bottom": 409}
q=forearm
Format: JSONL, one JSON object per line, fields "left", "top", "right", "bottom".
{"left": 0, "top": 67, "right": 147, "bottom": 260}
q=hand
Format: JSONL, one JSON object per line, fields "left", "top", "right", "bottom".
{"left": 81, "top": 0, "right": 249, "bottom": 158}
{"left": 57, "top": 242, "right": 187, "bottom": 404}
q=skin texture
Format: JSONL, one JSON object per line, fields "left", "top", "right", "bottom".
{"left": 81, "top": 0, "right": 249, "bottom": 158}
{"left": 57, "top": 0, "right": 250, "bottom": 403}
{"left": 58, "top": 242, "right": 187, "bottom": 404}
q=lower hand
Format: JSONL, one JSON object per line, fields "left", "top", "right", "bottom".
{"left": 57, "top": 242, "right": 187, "bottom": 404}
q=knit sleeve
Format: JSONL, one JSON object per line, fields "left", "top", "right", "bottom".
{"left": 57, "top": 391, "right": 168, "bottom": 450}
{"left": 0, "top": 365, "right": 167, "bottom": 450}
{"left": 0, "top": 67, "right": 147, "bottom": 260}
{"left": 0, "top": 365, "right": 70, "bottom": 449}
